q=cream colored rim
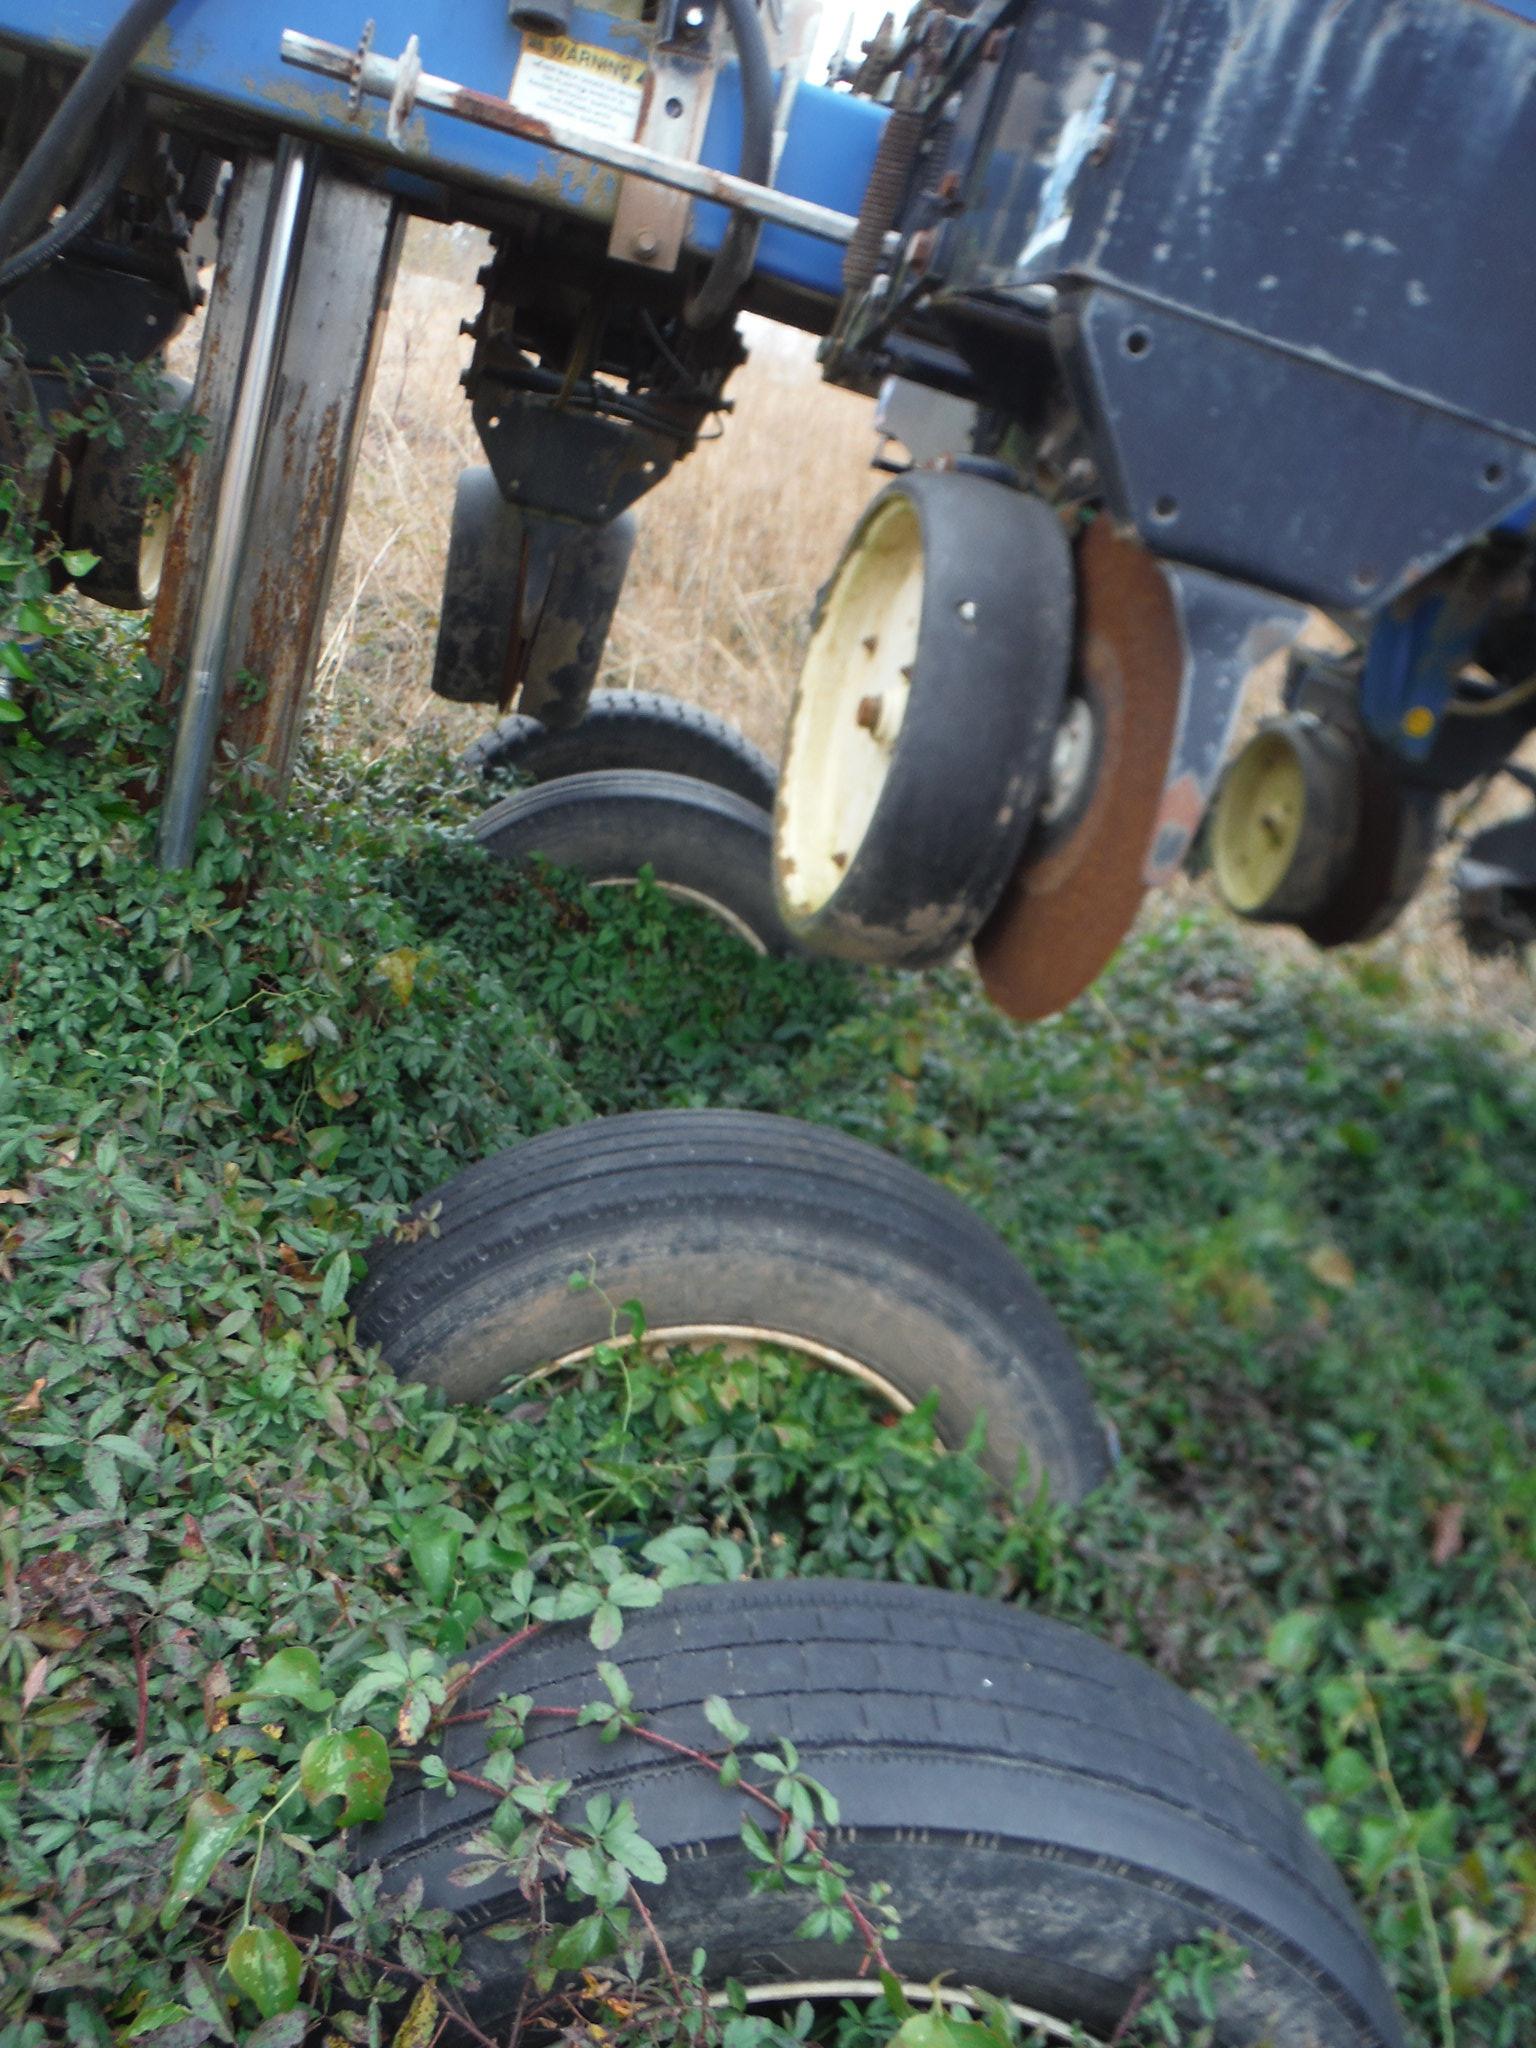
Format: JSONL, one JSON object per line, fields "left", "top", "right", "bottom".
{"left": 713, "top": 1978, "right": 1102, "bottom": 2046}
{"left": 776, "top": 494, "right": 923, "bottom": 921}
{"left": 1210, "top": 729, "right": 1307, "bottom": 915}
{"left": 139, "top": 500, "right": 172, "bottom": 607}
{"left": 548, "top": 1321, "right": 916, "bottom": 1417}
{"left": 590, "top": 876, "right": 769, "bottom": 954}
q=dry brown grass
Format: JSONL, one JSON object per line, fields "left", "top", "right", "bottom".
{"left": 313, "top": 227, "right": 1536, "bottom": 1034}
{"left": 315, "top": 225, "right": 878, "bottom": 762}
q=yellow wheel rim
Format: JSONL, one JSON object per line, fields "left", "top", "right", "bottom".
{"left": 1210, "top": 729, "right": 1308, "bottom": 915}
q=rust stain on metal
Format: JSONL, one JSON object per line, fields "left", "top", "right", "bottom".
{"left": 973, "top": 518, "right": 1183, "bottom": 1022}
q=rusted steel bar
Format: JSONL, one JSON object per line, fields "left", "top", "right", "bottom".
{"left": 279, "top": 28, "right": 860, "bottom": 246}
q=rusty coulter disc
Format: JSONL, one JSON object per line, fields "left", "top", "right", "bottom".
{"left": 973, "top": 518, "right": 1183, "bottom": 1021}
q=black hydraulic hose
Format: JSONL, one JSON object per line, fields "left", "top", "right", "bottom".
{"left": 682, "top": 0, "right": 773, "bottom": 331}
{"left": 0, "top": 95, "right": 145, "bottom": 296}
{"left": 0, "top": 0, "right": 181, "bottom": 266}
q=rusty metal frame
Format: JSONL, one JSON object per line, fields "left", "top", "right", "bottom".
{"left": 151, "top": 147, "right": 403, "bottom": 856}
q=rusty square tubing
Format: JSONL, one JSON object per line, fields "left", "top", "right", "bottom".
{"left": 279, "top": 28, "right": 859, "bottom": 246}
{"left": 156, "top": 138, "right": 319, "bottom": 868}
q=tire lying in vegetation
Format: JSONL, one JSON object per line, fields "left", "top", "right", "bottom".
{"left": 354, "top": 1109, "right": 1110, "bottom": 1501}
{"left": 463, "top": 687, "right": 778, "bottom": 811}
{"left": 358, "top": 1579, "right": 1406, "bottom": 2048}
{"left": 471, "top": 767, "right": 795, "bottom": 955}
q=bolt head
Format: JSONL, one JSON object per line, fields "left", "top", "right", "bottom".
{"left": 633, "top": 229, "right": 660, "bottom": 260}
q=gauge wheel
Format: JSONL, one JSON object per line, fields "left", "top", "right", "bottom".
{"left": 462, "top": 689, "right": 778, "bottom": 810}
{"left": 774, "top": 469, "right": 1073, "bottom": 968}
{"left": 471, "top": 767, "right": 794, "bottom": 954}
{"left": 431, "top": 466, "right": 633, "bottom": 722}
{"left": 67, "top": 373, "right": 191, "bottom": 611}
{"left": 353, "top": 1108, "right": 1111, "bottom": 1501}
{"left": 355, "top": 1580, "right": 1404, "bottom": 2048}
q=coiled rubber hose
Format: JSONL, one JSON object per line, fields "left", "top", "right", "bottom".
{"left": 0, "top": 0, "right": 181, "bottom": 267}
{"left": 0, "top": 94, "right": 145, "bottom": 296}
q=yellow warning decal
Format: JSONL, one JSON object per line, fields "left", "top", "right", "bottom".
{"left": 510, "top": 34, "right": 646, "bottom": 142}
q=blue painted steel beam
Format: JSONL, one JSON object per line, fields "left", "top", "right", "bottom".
{"left": 0, "top": 0, "right": 880, "bottom": 302}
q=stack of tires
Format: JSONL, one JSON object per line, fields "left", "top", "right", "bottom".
{"left": 350, "top": 568, "right": 1405, "bottom": 2043}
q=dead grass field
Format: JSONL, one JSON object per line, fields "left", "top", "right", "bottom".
{"left": 314, "top": 228, "right": 1536, "bottom": 1037}
{"left": 312, "top": 226, "right": 878, "bottom": 763}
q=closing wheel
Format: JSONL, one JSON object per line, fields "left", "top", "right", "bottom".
{"left": 67, "top": 373, "right": 191, "bottom": 611}
{"left": 353, "top": 1109, "right": 1111, "bottom": 1500}
{"left": 357, "top": 1580, "right": 1405, "bottom": 2048}
{"left": 1209, "top": 714, "right": 1437, "bottom": 948}
{"left": 471, "top": 767, "right": 794, "bottom": 953}
{"left": 1209, "top": 717, "right": 1361, "bottom": 925}
{"left": 774, "top": 470, "right": 1073, "bottom": 968}
{"left": 461, "top": 688, "right": 778, "bottom": 810}
{"left": 432, "top": 466, "right": 634, "bottom": 723}
{"left": 974, "top": 517, "right": 1184, "bottom": 1022}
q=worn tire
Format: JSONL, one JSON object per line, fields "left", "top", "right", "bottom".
{"left": 462, "top": 689, "right": 778, "bottom": 810}
{"left": 471, "top": 768, "right": 794, "bottom": 954}
{"left": 357, "top": 1580, "right": 1404, "bottom": 2048}
{"left": 775, "top": 471, "right": 1073, "bottom": 968}
{"left": 353, "top": 1108, "right": 1110, "bottom": 1500}
{"left": 431, "top": 467, "right": 634, "bottom": 721}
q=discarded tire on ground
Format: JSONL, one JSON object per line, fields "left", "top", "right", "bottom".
{"left": 472, "top": 767, "right": 795, "bottom": 954}
{"left": 354, "top": 1109, "right": 1109, "bottom": 1500}
{"left": 463, "top": 688, "right": 778, "bottom": 811}
{"left": 357, "top": 1580, "right": 1405, "bottom": 2048}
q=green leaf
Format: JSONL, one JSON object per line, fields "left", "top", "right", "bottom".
{"left": 0, "top": 695, "right": 24, "bottom": 724}
{"left": 319, "top": 1250, "right": 352, "bottom": 1318}
{"left": 159, "top": 1792, "right": 253, "bottom": 1927}
{"left": 304, "top": 1125, "right": 347, "bottom": 1170}
{"left": 227, "top": 1925, "right": 303, "bottom": 2019}
{"left": 589, "top": 1600, "right": 623, "bottom": 1651}
{"left": 704, "top": 1695, "right": 751, "bottom": 1748}
{"left": 405, "top": 1514, "right": 462, "bottom": 1605}
{"left": 1264, "top": 1608, "right": 1323, "bottom": 1675}
{"left": 299, "top": 1727, "right": 392, "bottom": 1825}
{"left": 259, "top": 1039, "right": 309, "bottom": 1070}
{"left": 59, "top": 548, "right": 100, "bottom": 577}
{"left": 247, "top": 1646, "right": 336, "bottom": 1713}
{"left": 1447, "top": 1907, "right": 1510, "bottom": 1999}
{"left": 609, "top": 1572, "right": 662, "bottom": 1610}
{"left": 547, "top": 1912, "right": 617, "bottom": 1973}
{"left": 243, "top": 2010, "right": 312, "bottom": 2048}
{"left": 0, "top": 1914, "right": 59, "bottom": 1951}
{"left": 607, "top": 1824, "right": 666, "bottom": 1886}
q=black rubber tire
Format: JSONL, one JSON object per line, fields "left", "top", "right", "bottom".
{"left": 67, "top": 372, "right": 191, "bottom": 610}
{"left": 353, "top": 1109, "right": 1110, "bottom": 1501}
{"left": 461, "top": 689, "right": 778, "bottom": 811}
{"left": 775, "top": 470, "right": 1073, "bottom": 968}
{"left": 471, "top": 767, "right": 795, "bottom": 955}
{"left": 357, "top": 1581, "right": 1404, "bottom": 2048}
{"left": 431, "top": 467, "right": 634, "bottom": 721}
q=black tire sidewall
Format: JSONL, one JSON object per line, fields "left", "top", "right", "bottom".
{"left": 465, "top": 691, "right": 779, "bottom": 811}
{"left": 471, "top": 768, "right": 794, "bottom": 954}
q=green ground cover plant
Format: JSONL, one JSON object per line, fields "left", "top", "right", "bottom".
{"left": 1, "top": 535, "right": 1533, "bottom": 2045}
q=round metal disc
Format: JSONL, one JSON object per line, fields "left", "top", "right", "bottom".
{"left": 973, "top": 518, "right": 1183, "bottom": 1021}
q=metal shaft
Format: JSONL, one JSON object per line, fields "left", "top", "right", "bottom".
{"left": 280, "top": 30, "right": 860, "bottom": 246}
{"left": 157, "top": 139, "right": 317, "bottom": 869}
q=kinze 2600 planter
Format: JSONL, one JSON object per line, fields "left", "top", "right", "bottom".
{"left": 2, "top": 0, "right": 1535, "bottom": 1010}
